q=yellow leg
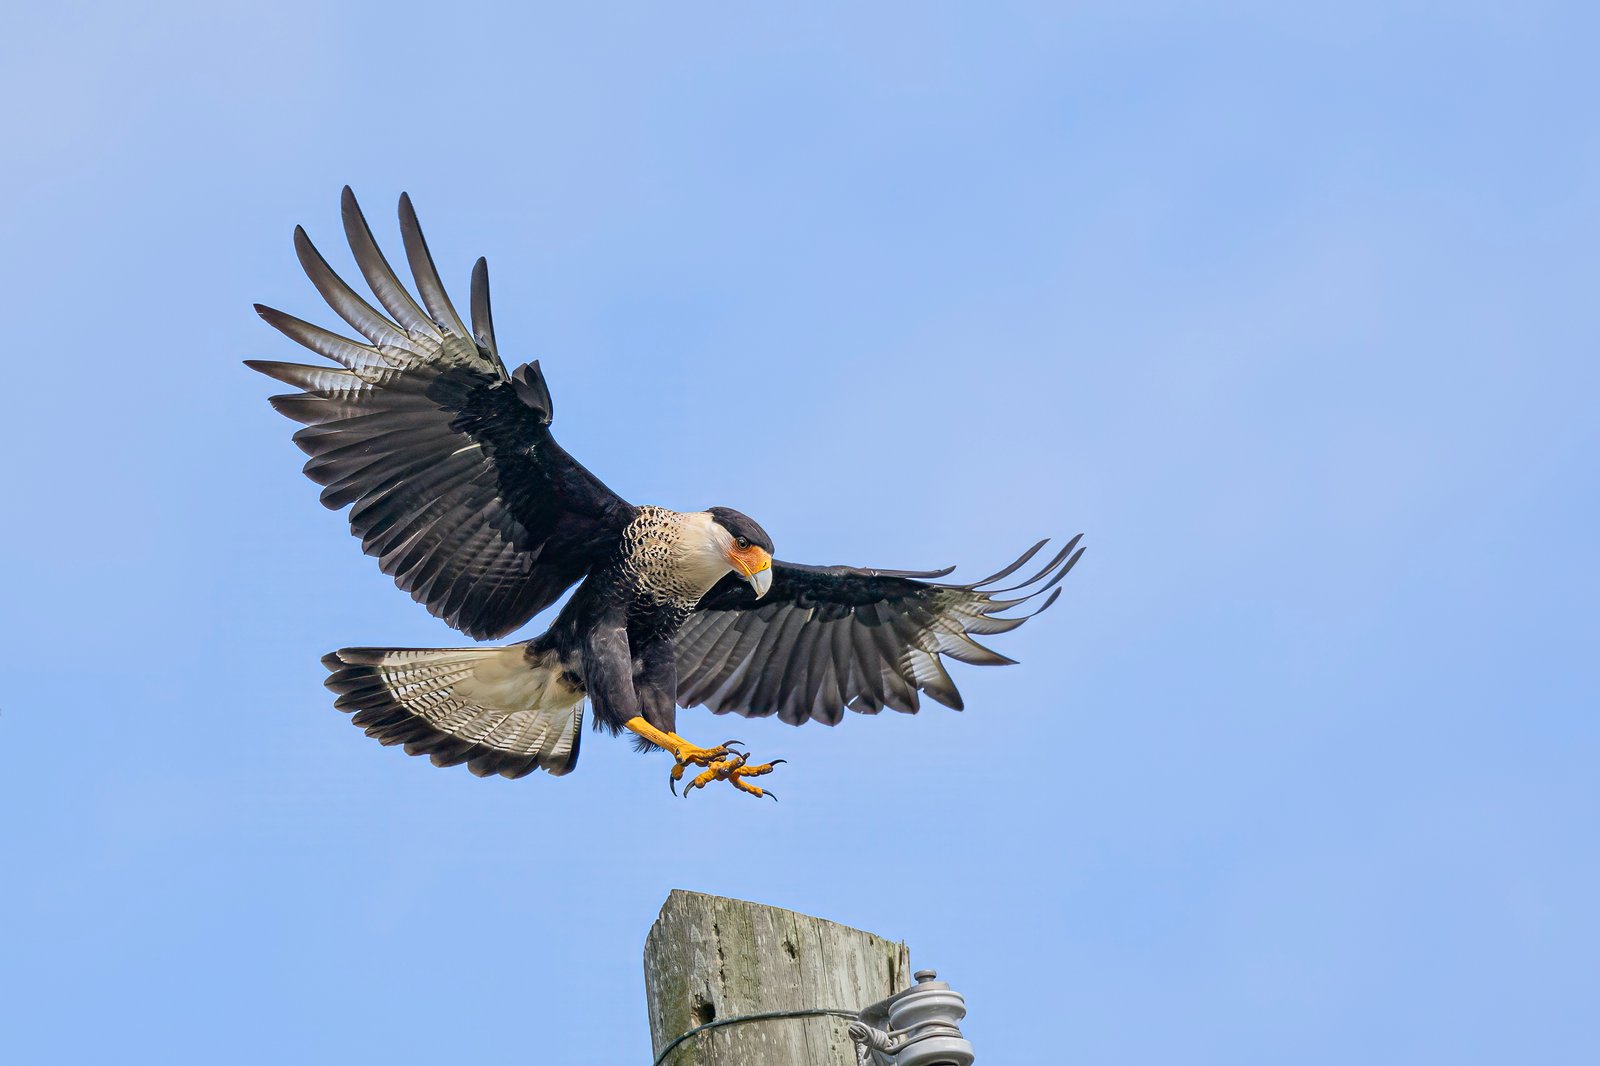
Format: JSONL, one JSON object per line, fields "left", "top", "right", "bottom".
{"left": 623, "top": 716, "right": 733, "bottom": 765}
{"left": 623, "top": 716, "right": 785, "bottom": 800}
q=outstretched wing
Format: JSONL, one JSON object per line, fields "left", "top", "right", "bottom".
{"left": 672, "top": 536, "right": 1084, "bottom": 725}
{"left": 248, "top": 188, "right": 632, "bottom": 639}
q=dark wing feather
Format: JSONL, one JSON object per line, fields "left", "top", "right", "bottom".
{"left": 674, "top": 536, "right": 1084, "bottom": 725}
{"left": 249, "top": 188, "right": 632, "bottom": 639}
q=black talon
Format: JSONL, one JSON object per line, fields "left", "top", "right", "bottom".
{"left": 764, "top": 790, "right": 779, "bottom": 802}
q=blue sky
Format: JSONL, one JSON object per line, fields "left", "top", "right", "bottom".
{"left": 1, "top": 3, "right": 1594, "bottom": 1063}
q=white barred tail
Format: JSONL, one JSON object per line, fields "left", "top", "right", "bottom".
{"left": 322, "top": 644, "right": 585, "bottom": 778}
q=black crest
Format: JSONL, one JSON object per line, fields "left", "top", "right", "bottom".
{"left": 707, "top": 507, "right": 774, "bottom": 553}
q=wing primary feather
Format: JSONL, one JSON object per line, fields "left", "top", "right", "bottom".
{"left": 981, "top": 546, "right": 1080, "bottom": 611}
{"left": 254, "top": 304, "right": 390, "bottom": 372}
{"left": 470, "top": 257, "right": 499, "bottom": 360}
{"left": 999, "top": 541, "right": 1085, "bottom": 600}
{"left": 244, "top": 360, "right": 362, "bottom": 395}
{"left": 988, "top": 534, "right": 1083, "bottom": 594}
{"left": 1021, "top": 547, "right": 1083, "bottom": 599}
{"left": 1024, "top": 587, "right": 1064, "bottom": 618}
{"left": 972, "top": 586, "right": 1063, "bottom": 634}
{"left": 397, "top": 192, "right": 471, "bottom": 339}
{"left": 292, "top": 226, "right": 411, "bottom": 350}
{"left": 939, "top": 637, "right": 1016, "bottom": 666}
{"left": 917, "top": 654, "right": 963, "bottom": 710}
{"left": 340, "top": 186, "right": 436, "bottom": 338}
{"left": 963, "top": 539, "right": 1050, "bottom": 589}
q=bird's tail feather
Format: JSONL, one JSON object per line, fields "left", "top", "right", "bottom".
{"left": 322, "top": 644, "right": 584, "bottom": 778}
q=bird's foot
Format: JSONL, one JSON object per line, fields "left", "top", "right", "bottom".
{"left": 622, "top": 716, "right": 782, "bottom": 799}
{"left": 669, "top": 738, "right": 739, "bottom": 769}
{"left": 678, "top": 751, "right": 786, "bottom": 801}
{"left": 665, "top": 738, "right": 741, "bottom": 794}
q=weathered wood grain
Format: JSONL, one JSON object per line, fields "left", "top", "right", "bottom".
{"left": 644, "top": 890, "right": 911, "bottom": 1065}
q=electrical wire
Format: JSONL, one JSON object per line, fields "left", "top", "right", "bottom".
{"left": 651, "top": 1007, "right": 861, "bottom": 1066}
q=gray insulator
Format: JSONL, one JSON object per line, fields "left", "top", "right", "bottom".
{"left": 848, "top": 969, "right": 975, "bottom": 1066}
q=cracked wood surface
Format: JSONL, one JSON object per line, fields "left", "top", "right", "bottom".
{"left": 643, "top": 890, "right": 911, "bottom": 1065}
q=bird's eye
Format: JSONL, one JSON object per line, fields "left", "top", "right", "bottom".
{"left": 736, "top": 536, "right": 749, "bottom": 549}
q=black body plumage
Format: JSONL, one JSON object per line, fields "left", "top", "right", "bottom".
{"left": 253, "top": 189, "right": 1083, "bottom": 779}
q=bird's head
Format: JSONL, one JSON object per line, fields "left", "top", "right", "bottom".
{"left": 706, "top": 506, "right": 774, "bottom": 599}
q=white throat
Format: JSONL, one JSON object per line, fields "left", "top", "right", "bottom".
{"left": 624, "top": 507, "right": 737, "bottom": 605}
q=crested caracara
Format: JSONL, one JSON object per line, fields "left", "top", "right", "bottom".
{"left": 248, "top": 189, "right": 1083, "bottom": 798}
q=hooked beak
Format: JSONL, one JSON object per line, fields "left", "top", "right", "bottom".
{"left": 730, "top": 545, "right": 773, "bottom": 599}
{"left": 747, "top": 565, "right": 772, "bottom": 599}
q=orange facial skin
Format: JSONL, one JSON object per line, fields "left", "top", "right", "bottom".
{"left": 728, "top": 544, "right": 772, "bottom": 579}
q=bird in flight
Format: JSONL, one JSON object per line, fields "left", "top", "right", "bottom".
{"left": 249, "top": 188, "right": 1083, "bottom": 799}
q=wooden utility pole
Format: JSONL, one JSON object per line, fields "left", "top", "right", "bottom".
{"left": 643, "top": 890, "right": 911, "bottom": 1066}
